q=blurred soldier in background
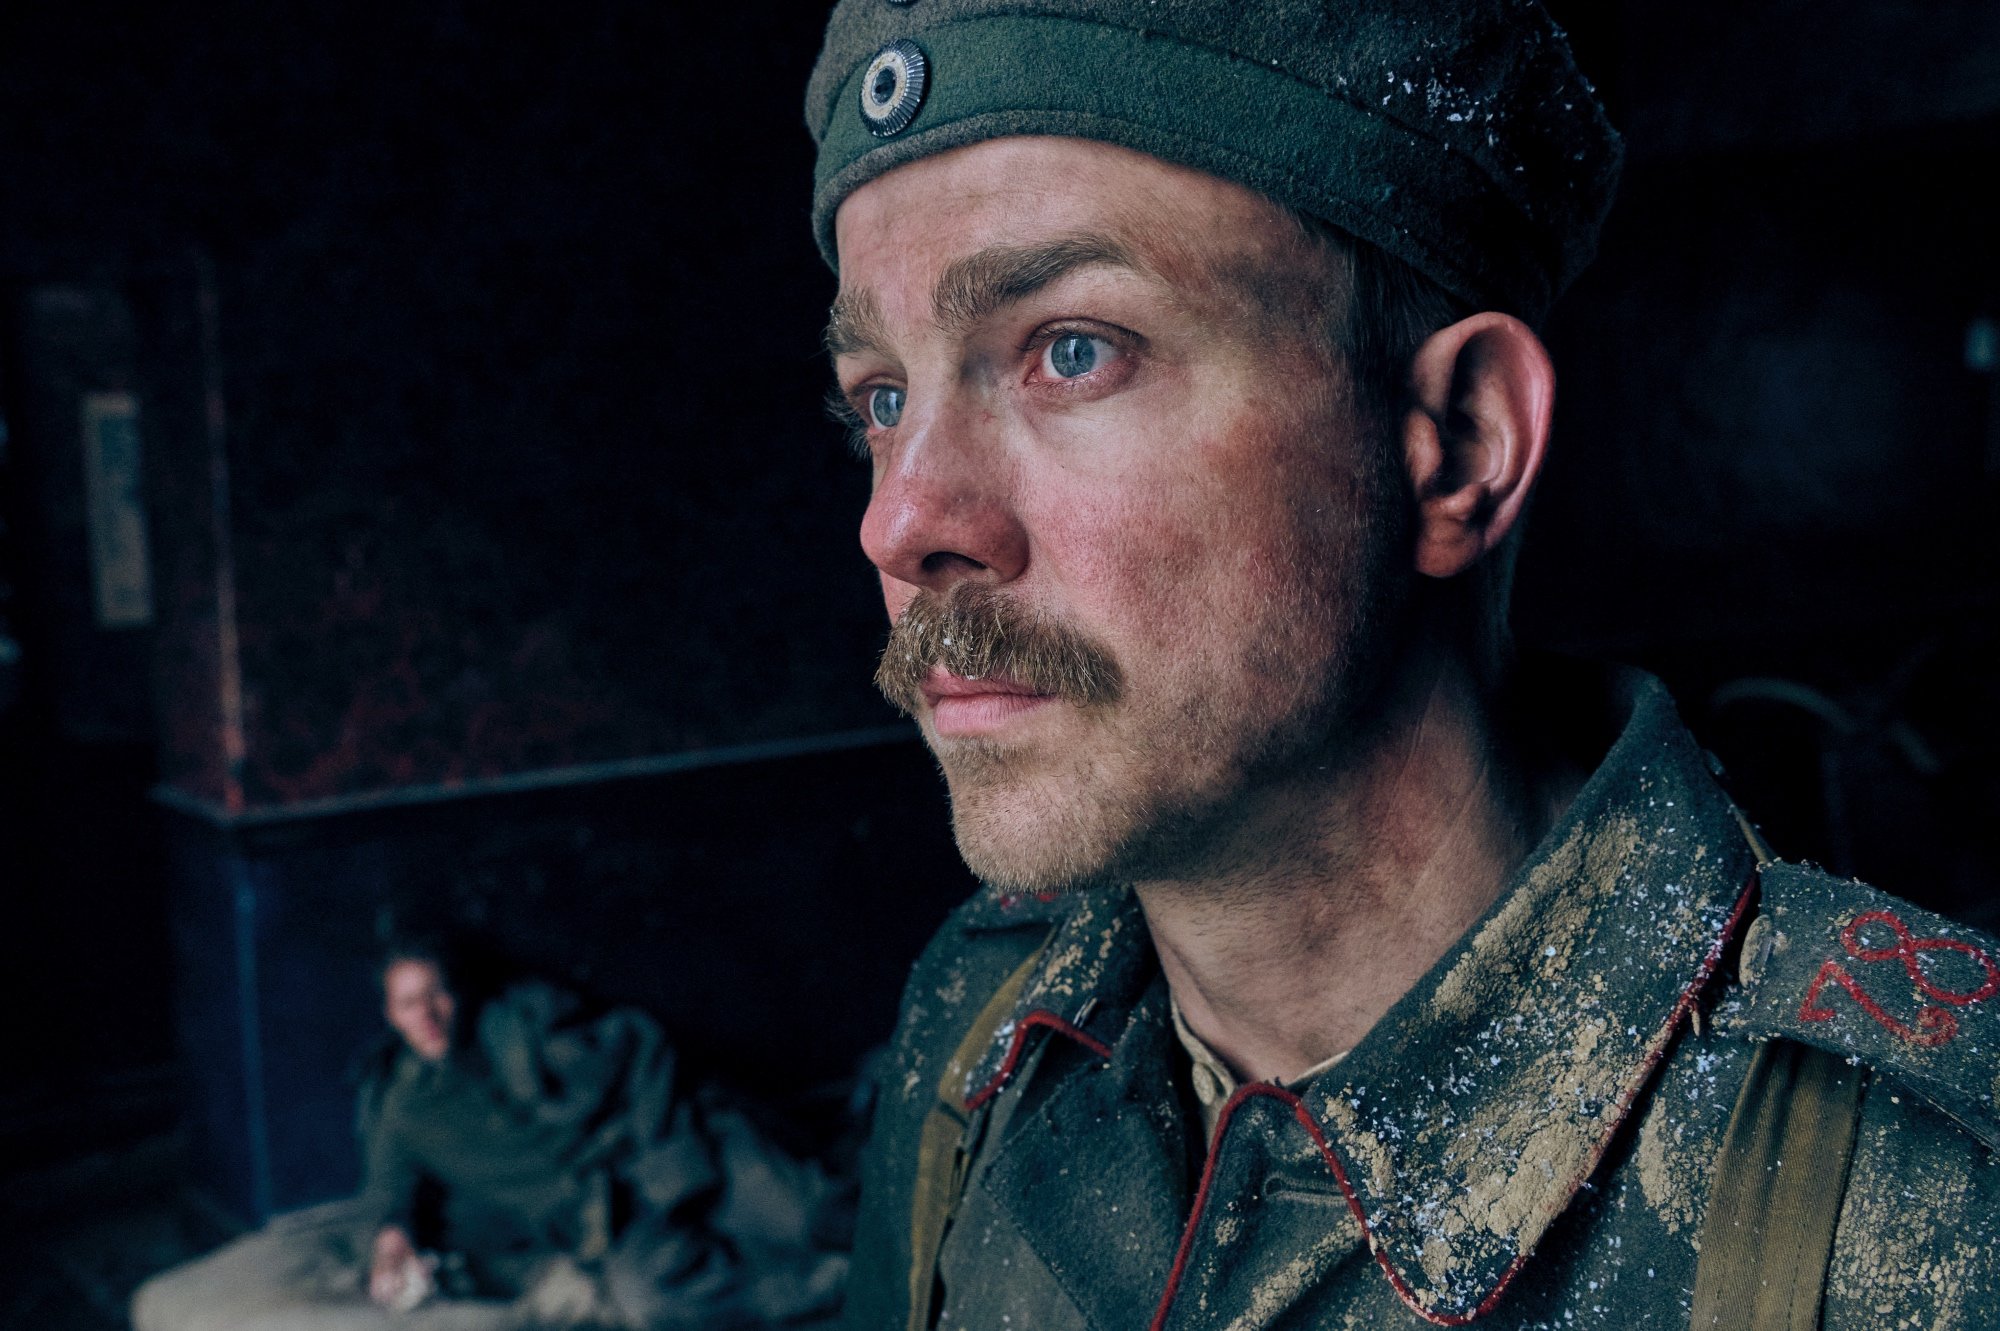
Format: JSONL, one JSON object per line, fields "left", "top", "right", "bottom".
{"left": 133, "top": 936, "right": 848, "bottom": 1330}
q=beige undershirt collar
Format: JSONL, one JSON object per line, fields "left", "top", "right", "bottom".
{"left": 1169, "top": 990, "right": 1349, "bottom": 1145}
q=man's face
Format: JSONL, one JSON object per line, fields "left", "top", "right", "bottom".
{"left": 383, "top": 959, "right": 455, "bottom": 1062}
{"left": 832, "top": 137, "right": 1407, "bottom": 892}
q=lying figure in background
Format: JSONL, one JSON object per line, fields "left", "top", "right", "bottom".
{"left": 133, "top": 939, "right": 850, "bottom": 1330}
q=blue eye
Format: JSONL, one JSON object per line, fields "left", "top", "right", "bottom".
{"left": 867, "top": 385, "right": 905, "bottom": 428}
{"left": 1045, "top": 332, "right": 1111, "bottom": 379}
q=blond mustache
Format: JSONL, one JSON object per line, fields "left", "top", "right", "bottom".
{"left": 875, "top": 584, "right": 1124, "bottom": 717}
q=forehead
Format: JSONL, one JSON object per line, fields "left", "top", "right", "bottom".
{"left": 384, "top": 958, "right": 443, "bottom": 992}
{"left": 832, "top": 136, "right": 1321, "bottom": 317}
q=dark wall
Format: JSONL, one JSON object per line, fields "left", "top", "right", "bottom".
{"left": 0, "top": 284, "right": 180, "bottom": 1161}
{"left": 0, "top": 2, "right": 892, "bottom": 814}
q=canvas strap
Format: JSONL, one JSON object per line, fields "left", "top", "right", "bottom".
{"left": 906, "top": 937, "right": 1053, "bottom": 1331}
{"left": 1689, "top": 1038, "right": 1866, "bottom": 1330}
{"left": 1692, "top": 811, "right": 1866, "bottom": 1329}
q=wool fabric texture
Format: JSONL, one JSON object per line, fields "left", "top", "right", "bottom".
{"left": 806, "top": 0, "right": 1622, "bottom": 320}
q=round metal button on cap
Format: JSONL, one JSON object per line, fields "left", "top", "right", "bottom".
{"left": 859, "top": 39, "right": 928, "bottom": 138}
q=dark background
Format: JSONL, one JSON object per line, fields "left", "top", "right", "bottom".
{"left": 0, "top": 1, "right": 1995, "bottom": 1318}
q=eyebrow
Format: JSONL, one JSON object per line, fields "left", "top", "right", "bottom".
{"left": 934, "top": 234, "right": 1139, "bottom": 336}
{"left": 824, "top": 233, "right": 1141, "bottom": 359}
{"left": 824, "top": 286, "right": 890, "bottom": 359}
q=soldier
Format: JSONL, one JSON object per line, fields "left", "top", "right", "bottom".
{"left": 807, "top": 1, "right": 2000, "bottom": 1328}
{"left": 131, "top": 939, "right": 849, "bottom": 1331}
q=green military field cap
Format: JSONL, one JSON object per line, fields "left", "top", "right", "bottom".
{"left": 806, "top": 0, "right": 1623, "bottom": 321}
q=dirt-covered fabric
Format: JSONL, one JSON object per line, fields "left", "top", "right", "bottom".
{"left": 840, "top": 673, "right": 2000, "bottom": 1329}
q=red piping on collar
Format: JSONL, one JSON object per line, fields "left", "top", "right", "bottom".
{"left": 1145, "top": 869, "right": 1760, "bottom": 1329}
{"left": 963, "top": 1008, "right": 1113, "bottom": 1114}
{"left": 1148, "top": 1080, "right": 1519, "bottom": 1329}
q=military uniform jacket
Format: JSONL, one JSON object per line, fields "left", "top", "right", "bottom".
{"left": 841, "top": 677, "right": 2000, "bottom": 1329}
{"left": 357, "top": 982, "right": 715, "bottom": 1292}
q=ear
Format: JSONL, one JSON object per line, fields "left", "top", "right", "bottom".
{"left": 1399, "top": 313, "right": 1555, "bottom": 579}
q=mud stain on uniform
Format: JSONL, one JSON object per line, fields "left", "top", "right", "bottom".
{"left": 1027, "top": 895, "right": 1127, "bottom": 1005}
{"left": 1632, "top": 1102, "right": 1696, "bottom": 1235}
{"left": 1828, "top": 1118, "right": 1985, "bottom": 1329}
{"left": 1430, "top": 812, "right": 1643, "bottom": 1023}
{"left": 1450, "top": 1017, "right": 1625, "bottom": 1244}
{"left": 1316, "top": 1092, "right": 1398, "bottom": 1199}
{"left": 1217, "top": 1226, "right": 1353, "bottom": 1331}
{"left": 1420, "top": 1236, "right": 1454, "bottom": 1287}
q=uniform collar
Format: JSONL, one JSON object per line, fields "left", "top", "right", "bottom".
{"left": 964, "top": 671, "right": 1759, "bottom": 1325}
{"left": 1274, "top": 672, "right": 1758, "bottom": 1321}
{"left": 956, "top": 885, "right": 1151, "bottom": 1105}
{"left": 1170, "top": 989, "right": 1349, "bottom": 1142}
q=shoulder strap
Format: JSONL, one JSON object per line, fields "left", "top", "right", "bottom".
{"left": 1692, "top": 812, "right": 1866, "bottom": 1330}
{"left": 1689, "top": 1038, "right": 1865, "bottom": 1330}
{"left": 1720, "top": 859, "right": 2000, "bottom": 1151}
{"left": 906, "top": 936, "right": 1052, "bottom": 1331}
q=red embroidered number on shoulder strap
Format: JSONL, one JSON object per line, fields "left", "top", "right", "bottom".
{"left": 1797, "top": 909, "right": 2000, "bottom": 1047}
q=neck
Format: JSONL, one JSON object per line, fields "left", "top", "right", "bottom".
{"left": 1137, "top": 641, "right": 1563, "bottom": 1084}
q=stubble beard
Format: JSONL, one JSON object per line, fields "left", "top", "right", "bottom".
{"left": 874, "top": 462, "right": 1408, "bottom": 897}
{"left": 1070, "top": 497, "right": 1407, "bottom": 894}
{"left": 874, "top": 582, "right": 1143, "bottom": 891}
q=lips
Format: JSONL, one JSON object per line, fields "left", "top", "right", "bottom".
{"left": 920, "top": 668, "right": 1056, "bottom": 736}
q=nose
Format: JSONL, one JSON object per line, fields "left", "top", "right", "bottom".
{"left": 859, "top": 401, "right": 1029, "bottom": 594}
